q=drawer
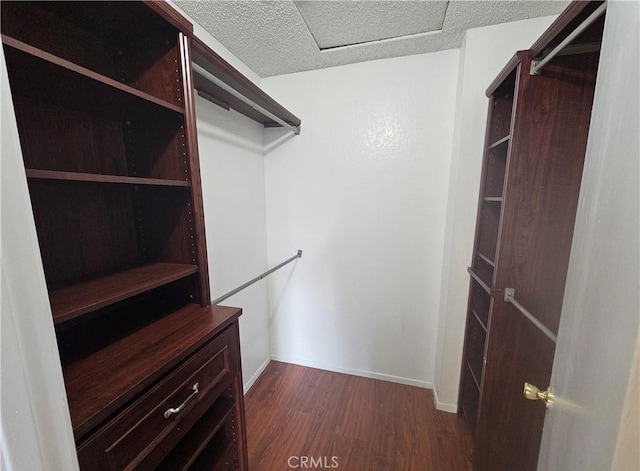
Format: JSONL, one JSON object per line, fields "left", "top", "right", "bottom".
{"left": 77, "top": 324, "right": 239, "bottom": 471}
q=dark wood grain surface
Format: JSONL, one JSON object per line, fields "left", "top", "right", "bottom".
{"left": 191, "top": 35, "right": 302, "bottom": 128}
{"left": 64, "top": 304, "right": 241, "bottom": 440}
{"left": 245, "top": 361, "right": 473, "bottom": 471}
{"left": 2, "top": 35, "right": 184, "bottom": 113}
{"left": 50, "top": 263, "right": 198, "bottom": 323}
{"left": 4, "top": 2, "right": 248, "bottom": 469}
{"left": 26, "top": 169, "right": 191, "bottom": 187}
{"left": 475, "top": 301, "right": 556, "bottom": 471}
{"left": 496, "top": 50, "right": 599, "bottom": 334}
{"left": 474, "top": 9, "right": 603, "bottom": 470}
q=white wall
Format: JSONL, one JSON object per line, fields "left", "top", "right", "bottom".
{"left": 170, "top": 2, "right": 274, "bottom": 391}
{"left": 261, "top": 51, "right": 459, "bottom": 387}
{"left": 195, "top": 97, "right": 272, "bottom": 391}
{"left": 538, "top": 2, "right": 639, "bottom": 469}
{"left": 432, "top": 16, "right": 558, "bottom": 410}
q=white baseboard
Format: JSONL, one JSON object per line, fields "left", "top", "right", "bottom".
{"left": 243, "top": 355, "right": 273, "bottom": 394}
{"left": 432, "top": 386, "right": 458, "bottom": 413}
{"left": 270, "top": 354, "right": 433, "bottom": 390}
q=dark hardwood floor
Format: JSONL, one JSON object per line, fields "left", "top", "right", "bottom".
{"left": 245, "top": 361, "right": 473, "bottom": 470}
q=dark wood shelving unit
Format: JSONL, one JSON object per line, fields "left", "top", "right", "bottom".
{"left": 459, "top": 2, "right": 606, "bottom": 470}
{"left": 65, "top": 304, "right": 241, "bottom": 439}
{"left": 0, "top": 1, "right": 291, "bottom": 469}
{"left": 2, "top": 35, "right": 184, "bottom": 114}
{"left": 459, "top": 58, "right": 517, "bottom": 438}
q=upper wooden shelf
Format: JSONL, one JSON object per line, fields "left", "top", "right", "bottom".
{"left": 63, "top": 303, "right": 242, "bottom": 440}
{"left": 26, "top": 169, "right": 192, "bottom": 188}
{"left": 1, "top": 35, "right": 184, "bottom": 116}
{"left": 190, "top": 36, "right": 301, "bottom": 130}
{"left": 486, "top": 1, "right": 605, "bottom": 97}
{"left": 50, "top": 263, "right": 198, "bottom": 324}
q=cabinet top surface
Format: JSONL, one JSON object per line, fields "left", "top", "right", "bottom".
{"left": 64, "top": 304, "right": 242, "bottom": 440}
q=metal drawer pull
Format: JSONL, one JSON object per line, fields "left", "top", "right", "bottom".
{"left": 164, "top": 383, "right": 199, "bottom": 419}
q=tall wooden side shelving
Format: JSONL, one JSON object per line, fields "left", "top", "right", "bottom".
{"left": 460, "top": 67, "right": 516, "bottom": 430}
{"left": 1, "top": 1, "right": 299, "bottom": 469}
{"left": 458, "top": 1, "right": 605, "bottom": 470}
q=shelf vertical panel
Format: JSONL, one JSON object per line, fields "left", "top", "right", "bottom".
{"left": 178, "top": 33, "right": 210, "bottom": 306}
{"left": 458, "top": 62, "right": 518, "bottom": 430}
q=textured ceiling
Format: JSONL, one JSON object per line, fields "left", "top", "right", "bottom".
{"left": 294, "top": 1, "right": 449, "bottom": 49}
{"left": 176, "top": 0, "right": 569, "bottom": 78}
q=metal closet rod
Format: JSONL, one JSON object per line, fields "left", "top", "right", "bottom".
{"left": 212, "top": 250, "right": 303, "bottom": 305}
{"left": 192, "top": 62, "right": 301, "bottom": 135}
{"left": 531, "top": 2, "right": 607, "bottom": 75}
{"left": 504, "top": 288, "right": 558, "bottom": 343}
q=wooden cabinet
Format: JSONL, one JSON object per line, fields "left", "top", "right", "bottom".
{"left": 0, "top": 2, "right": 274, "bottom": 469}
{"left": 458, "top": 2, "right": 606, "bottom": 470}
{"left": 75, "top": 310, "right": 243, "bottom": 470}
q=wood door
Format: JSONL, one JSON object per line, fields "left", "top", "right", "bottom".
{"left": 474, "top": 47, "right": 601, "bottom": 471}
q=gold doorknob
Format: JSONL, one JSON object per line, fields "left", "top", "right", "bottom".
{"left": 523, "top": 382, "right": 554, "bottom": 407}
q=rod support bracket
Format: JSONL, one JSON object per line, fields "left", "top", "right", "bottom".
{"left": 297, "top": 250, "right": 303, "bottom": 258}
{"left": 504, "top": 287, "right": 516, "bottom": 303}
{"left": 530, "top": 60, "right": 542, "bottom": 76}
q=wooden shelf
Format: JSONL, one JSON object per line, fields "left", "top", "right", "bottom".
{"left": 190, "top": 437, "right": 238, "bottom": 471}
{"left": 467, "top": 362, "right": 481, "bottom": 390}
{"left": 468, "top": 267, "right": 492, "bottom": 295}
{"left": 63, "top": 304, "right": 242, "bottom": 440}
{"left": 477, "top": 252, "right": 496, "bottom": 268}
{"left": 460, "top": 367, "right": 480, "bottom": 431}
{"left": 488, "top": 135, "right": 510, "bottom": 150}
{"left": 158, "top": 398, "right": 235, "bottom": 471}
{"left": 472, "top": 309, "right": 488, "bottom": 332}
{"left": 51, "top": 263, "right": 198, "bottom": 324}
{"left": 2, "top": 35, "right": 184, "bottom": 116}
{"left": 26, "top": 169, "right": 191, "bottom": 188}
{"left": 191, "top": 35, "right": 301, "bottom": 129}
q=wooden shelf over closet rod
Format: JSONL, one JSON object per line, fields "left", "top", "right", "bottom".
{"left": 190, "top": 35, "right": 301, "bottom": 131}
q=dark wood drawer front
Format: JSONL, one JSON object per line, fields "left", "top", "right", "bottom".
{"left": 77, "top": 325, "right": 239, "bottom": 471}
